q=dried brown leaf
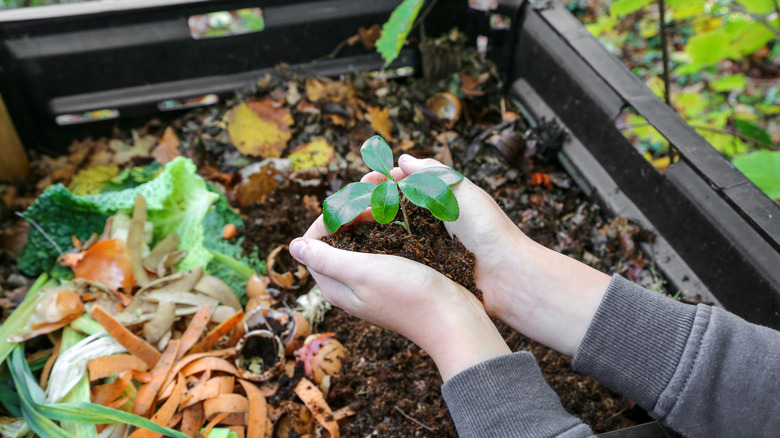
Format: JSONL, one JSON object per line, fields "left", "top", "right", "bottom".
{"left": 365, "top": 106, "right": 395, "bottom": 141}
{"left": 152, "top": 126, "right": 181, "bottom": 165}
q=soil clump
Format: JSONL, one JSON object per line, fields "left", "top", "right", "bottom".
{"left": 322, "top": 204, "right": 482, "bottom": 301}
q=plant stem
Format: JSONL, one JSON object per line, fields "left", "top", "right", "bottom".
{"left": 398, "top": 195, "right": 412, "bottom": 236}
{"left": 657, "top": 0, "right": 671, "bottom": 105}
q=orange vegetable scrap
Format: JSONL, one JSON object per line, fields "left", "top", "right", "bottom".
{"left": 528, "top": 172, "right": 553, "bottom": 190}
{"left": 294, "top": 378, "right": 339, "bottom": 438}
{"left": 202, "top": 394, "right": 249, "bottom": 418}
{"left": 129, "top": 373, "right": 186, "bottom": 438}
{"left": 63, "top": 238, "right": 135, "bottom": 293}
{"left": 180, "top": 403, "right": 205, "bottom": 437}
{"left": 190, "top": 310, "right": 244, "bottom": 354}
{"left": 181, "top": 376, "right": 235, "bottom": 408}
{"left": 91, "top": 370, "right": 133, "bottom": 406}
{"left": 157, "top": 348, "right": 235, "bottom": 398}
{"left": 39, "top": 336, "right": 62, "bottom": 389}
{"left": 238, "top": 379, "right": 268, "bottom": 438}
{"left": 176, "top": 305, "right": 212, "bottom": 361}
{"left": 199, "top": 412, "right": 230, "bottom": 438}
{"left": 222, "top": 223, "right": 237, "bottom": 239}
{"left": 181, "top": 357, "right": 238, "bottom": 378}
{"left": 132, "top": 340, "right": 180, "bottom": 418}
{"left": 88, "top": 354, "right": 150, "bottom": 381}
{"left": 89, "top": 306, "right": 161, "bottom": 368}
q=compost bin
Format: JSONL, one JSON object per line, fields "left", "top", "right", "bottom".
{"left": 0, "top": 0, "right": 778, "bottom": 437}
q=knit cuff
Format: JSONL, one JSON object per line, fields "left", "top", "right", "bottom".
{"left": 443, "top": 351, "right": 592, "bottom": 438}
{"left": 572, "top": 275, "right": 697, "bottom": 410}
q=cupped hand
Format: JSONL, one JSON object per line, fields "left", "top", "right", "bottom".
{"left": 362, "top": 155, "right": 611, "bottom": 356}
{"left": 360, "top": 154, "right": 534, "bottom": 319}
{"left": 289, "top": 226, "right": 510, "bottom": 381}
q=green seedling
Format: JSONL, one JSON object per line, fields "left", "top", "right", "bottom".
{"left": 323, "top": 135, "right": 463, "bottom": 234}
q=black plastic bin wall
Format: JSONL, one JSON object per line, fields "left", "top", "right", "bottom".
{"left": 0, "top": 0, "right": 778, "bottom": 436}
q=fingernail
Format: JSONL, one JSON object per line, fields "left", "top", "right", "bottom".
{"left": 289, "top": 239, "right": 307, "bottom": 264}
{"left": 399, "top": 154, "right": 412, "bottom": 162}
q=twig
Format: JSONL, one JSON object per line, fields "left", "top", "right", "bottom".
{"left": 775, "top": 0, "right": 780, "bottom": 30}
{"left": 721, "top": 2, "right": 780, "bottom": 40}
{"left": 617, "top": 122, "right": 778, "bottom": 151}
{"left": 410, "top": 0, "right": 440, "bottom": 35}
{"left": 315, "top": 34, "right": 358, "bottom": 61}
{"left": 657, "top": 0, "right": 671, "bottom": 105}
{"left": 15, "top": 211, "right": 64, "bottom": 254}
{"left": 394, "top": 405, "right": 434, "bottom": 432}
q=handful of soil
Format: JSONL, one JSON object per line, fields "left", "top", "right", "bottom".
{"left": 322, "top": 204, "right": 483, "bottom": 301}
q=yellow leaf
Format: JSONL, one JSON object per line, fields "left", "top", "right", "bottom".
{"left": 365, "top": 106, "right": 395, "bottom": 141}
{"left": 645, "top": 76, "right": 665, "bottom": 99}
{"left": 305, "top": 77, "right": 351, "bottom": 103}
{"left": 227, "top": 101, "right": 291, "bottom": 158}
{"left": 652, "top": 155, "right": 671, "bottom": 172}
{"left": 289, "top": 138, "right": 335, "bottom": 171}
{"left": 68, "top": 165, "right": 120, "bottom": 196}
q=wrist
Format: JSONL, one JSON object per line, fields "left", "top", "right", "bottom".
{"left": 420, "top": 287, "right": 511, "bottom": 381}
{"left": 492, "top": 241, "right": 611, "bottom": 356}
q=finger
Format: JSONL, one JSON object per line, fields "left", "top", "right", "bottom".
{"left": 306, "top": 269, "right": 361, "bottom": 311}
{"left": 397, "top": 154, "right": 447, "bottom": 174}
{"left": 290, "top": 238, "right": 427, "bottom": 291}
{"left": 302, "top": 207, "right": 378, "bottom": 241}
{"left": 360, "top": 168, "right": 406, "bottom": 184}
{"left": 289, "top": 238, "right": 373, "bottom": 287}
{"left": 302, "top": 215, "right": 329, "bottom": 239}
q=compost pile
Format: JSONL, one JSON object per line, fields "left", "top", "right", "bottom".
{"left": 0, "top": 35, "right": 667, "bottom": 437}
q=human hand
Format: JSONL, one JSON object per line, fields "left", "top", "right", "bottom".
{"left": 289, "top": 225, "right": 510, "bottom": 381}
{"left": 364, "top": 155, "right": 611, "bottom": 356}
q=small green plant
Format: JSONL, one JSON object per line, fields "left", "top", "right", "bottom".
{"left": 323, "top": 135, "right": 463, "bottom": 234}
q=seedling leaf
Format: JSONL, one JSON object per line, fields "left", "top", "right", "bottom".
{"left": 323, "top": 182, "right": 375, "bottom": 233}
{"left": 360, "top": 136, "right": 394, "bottom": 179}
{"left": 414, "top": 167, "right": 464, "bottom": 186}
{"left": 371, "top": 181, "right": 400, "bottom": 224}
{"left": 399, "top": 173, "right": 459, "bottom": 221}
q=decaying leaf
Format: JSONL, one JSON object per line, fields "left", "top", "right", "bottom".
{"left": 152, "top": 126, "right": 181, "bottom": 165}
{"left": 357, "top": 24, "right": 382, "bottom": 49}
{"left": 365, "top": 106, "right": 396, "bottom": 141}
{"left": 289, "top": 138, "right": 335, "bottom": 171}
{"left": 227, "top": 99, "right": 292, "bottom": 158}
{"left": 68, "top": 165, "right": 121, "bottom": 196}
{"left": 305, "top": 77, "right": 351, "bottom": 103}
{"left": 110, "top": 136, "right": 157, "bottom": 165}
{"left": 234, "top": 164, "right": 280, "bottom": 208}
{"left": 7, "top": 289, "right": 84, "bottom": 342}
{"left": 460, "top": 72, "right": 490, "bottom": 97}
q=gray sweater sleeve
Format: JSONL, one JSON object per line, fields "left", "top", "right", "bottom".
{"left": 442, "top": 351, "right": 594, "bottom": 437}
{"left": 442, "top": 275, "right": 780, "bottom": 437}
{"left": 573, "top": 275, "right": 780, "bottom": 437}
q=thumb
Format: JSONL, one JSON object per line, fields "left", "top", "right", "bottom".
{"left": 397, "top": 154, "right": 446, "bottom": 175}
{"left": 289, "top": 238, "right": 365, "bottom": 284}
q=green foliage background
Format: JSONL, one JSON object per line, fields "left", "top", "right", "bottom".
{"left": 565, "top": 0, "right": 780, "bottom": 200}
